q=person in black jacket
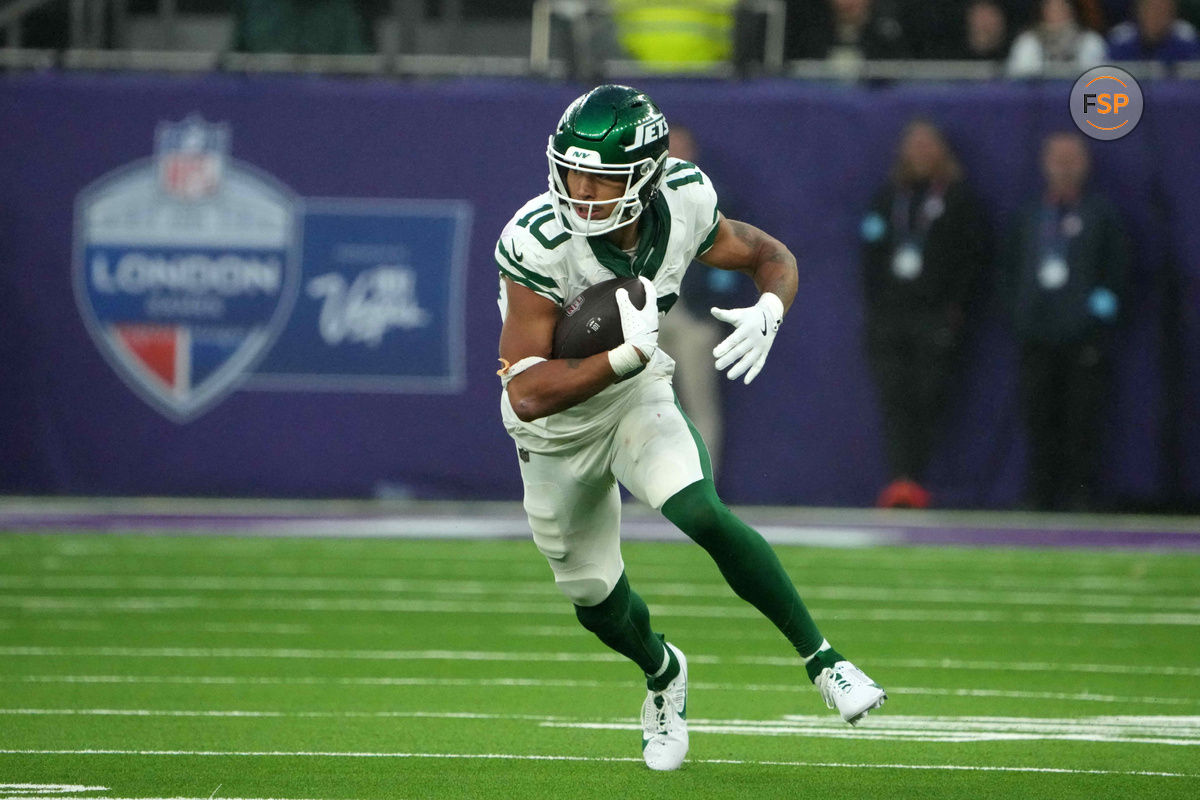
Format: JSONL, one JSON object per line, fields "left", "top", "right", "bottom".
{"left": 1006, "top": 132, "right": 1128, "bottom": 511}
{"left": 860, "top": 119, "right": 990, "bottom": 508}
{"left": 785, "top": 0, "right": 912, "bottom": 61}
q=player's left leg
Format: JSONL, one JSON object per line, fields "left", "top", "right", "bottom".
{"left": 661, "top": 477, "right": 886, "bottom": 724}
{"left": 612, "top": 380, "right": 885, "bottom": 725}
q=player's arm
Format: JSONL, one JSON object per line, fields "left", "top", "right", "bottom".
{"left": 695, "top": 214, "right": 798, "bottom": 384}
{"left": 499, "top": 278, "right": 656, "bottom": 423}
{"left": 698, "top": 213, "right": 797, "bottom": 310}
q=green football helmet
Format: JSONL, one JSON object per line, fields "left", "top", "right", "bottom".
{"left": 548, "top": 84, "right": 671, "bottom": 237}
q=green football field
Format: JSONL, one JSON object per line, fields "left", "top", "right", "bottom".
{"left": 1, "top": 530, "right": 1198, "bottom": 799}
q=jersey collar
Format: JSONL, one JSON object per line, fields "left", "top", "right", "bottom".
{"left": 586, "top": 193, "right": 671, "bottom": 281}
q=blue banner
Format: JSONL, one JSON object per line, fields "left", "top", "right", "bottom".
{"left": 251, "top": 199, "right": 471, "bottom": 393}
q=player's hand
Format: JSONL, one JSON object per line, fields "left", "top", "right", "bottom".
{"left": 610, "top": 276, "right": 659, "bottom": 376}
{"left": 711, "top": 292, "right": 784, "bottom": 384}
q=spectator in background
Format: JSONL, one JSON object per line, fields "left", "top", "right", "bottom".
{"left": 1108, "top": 0, "right": 1200, "bottom": 64}
{"left": 1005, "top": 132, "right": 1128, "bottom": 511}
{"left": 860, "top": 120, "right": 989, "bottom": 509}
{"left": 657, "top": 125, "right": 755, "bottom": 479}
{"left": 785, "top": 0, "right": 911, "bottom": 63}
{"left": 612, "top": 0, "right": 738, "bottom": 70}
{"left": 1007, "top": 0, "right": 1107, "bottom": 75}
{"left": 955, "top": 0, "right": 1012, "bottom": 60}
{"left": 1181, "top": 0, "right": 1200, "bottom": 28}
{"left": 234, "top": 0, "right": 372, "bottom": 54}
{"left": 896, "top": 0, "right": 966, "bottom": 58}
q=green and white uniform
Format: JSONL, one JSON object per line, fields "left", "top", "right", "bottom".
{"left": 496, "top": 159, "right": 720, "bottom": 605}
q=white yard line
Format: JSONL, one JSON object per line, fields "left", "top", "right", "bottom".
{"left": 0, "top": 708, "right": 573, "bottom": 722}
{"left": 542, "top": 714, "right": 1200, "bottom": 745}
{"left": 5, "top": 674, "right": 1198, "bottom": 706}
{"left": 7, "top": 706, "right": 1200, "bottom": 746}
{"left": 0, "top": 749, "right": 1193, "bottom": 779}
{"left": 1, "top": 574, "right": 1196, "bottom": 610}
{"left": 3, "top": 647, "right": 1198, "bottom": 677}
{"left": 6, "top": 707, "right": 1200, "bottom": 739}
{"left": 0, "top": 787, "right": 107, "bottom": 793}
{"left": 3, "top": 596, "right": 1199, "bottom": 625}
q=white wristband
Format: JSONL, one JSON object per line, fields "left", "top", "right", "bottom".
{"left": 497, "top": 356, "right": 547, "bottom": 387}
{"left": 608, "top": 342, "right": 645, "bottom": 377}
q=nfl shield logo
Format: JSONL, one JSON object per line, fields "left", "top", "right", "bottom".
{"left": 156, "top": 115, "right": 228, "bottom": 200}
{"left": 74, "top": 115, "right": 299, "bottom": 422}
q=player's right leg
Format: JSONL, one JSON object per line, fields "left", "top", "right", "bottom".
{"left": 515, "top": 445, "right": 688, "bottom": 769}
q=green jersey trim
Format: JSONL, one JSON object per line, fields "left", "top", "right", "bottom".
{"left": 666, "top": 171, "right": 704, "bottom": 190}
{"left": 516, "top": 203, "right": 553, "bottom": 228}
{"left": 497, "top": 260, "right": 564, "bottom": 304}
{"left": 497, "top": 239, "right": 557, "bottom": 289}
{"left": 697, "top": 206, "right": 720, "bottom": 255}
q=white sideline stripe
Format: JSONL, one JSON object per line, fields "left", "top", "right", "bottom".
{"left": 1, "top": 574, "right": 1194, "bottom": 611}
{"left": 0, "top": 788, "right": 107, "bottom": 793}
{"left": 0, "top": 515, "right": 893, "bottom": 546}
{"left": 0, "top": 708, "right": 572, "bottom": 722}
{"left": 4, "top": 596, "right": 1199, "bottom": 625}
{"left": 0, "top": 797, "right": 330, "bottom": 800}
{"left": 4, "top": 571, "right": 1191, "bottom": 596}
{"left": 3, "top": 647, "right": 1198, "bottom": 677}
{"left": 870, "top": 657, "right": 1200, "bottom": 677}
{"left": 5, "top": 674, "right": 1198, "bottom": 707}
{"left": 8, "top": 709, "right": 1200, "bottom": 740}
{"left": 0, "top": 750, "right": 1193, "bottom": 778}
{"left": 542, "top": 714, "right": 1200, "bottom": 746}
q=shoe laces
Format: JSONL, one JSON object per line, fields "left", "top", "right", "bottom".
{"left": 817, "top": 665, "right": 856, "bottom": 709}
{"left": 642, "top": 683, "right": 684, "bottom": 735}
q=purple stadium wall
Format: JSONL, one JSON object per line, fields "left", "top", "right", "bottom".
{"left": 1, "top": 74, "right": 1197, "bottom": 508}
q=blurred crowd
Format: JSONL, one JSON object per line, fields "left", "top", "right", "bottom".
{"left": 778, "top": 0, "right": 1199, "bottom": 72}
{"left": 13, "top": 0, "right": 1200, "bottom": 71}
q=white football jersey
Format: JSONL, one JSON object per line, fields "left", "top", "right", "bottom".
{"left": 496, "top": 158, "right": 721, "bottom": 454}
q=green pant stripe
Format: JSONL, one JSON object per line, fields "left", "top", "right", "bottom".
{"left": 673, "top": 393, "right": 714, "bottom": 484}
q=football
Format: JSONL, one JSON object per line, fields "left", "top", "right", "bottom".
{"left": 551, "top": 276, "right": 647, "bottom": 360}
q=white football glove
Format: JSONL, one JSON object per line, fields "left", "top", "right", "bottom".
{"left": 711, "top": 292, "right": 784, "bottom": 384}
{"left": 609, "top": 275, "right": 659, "bottom": 377}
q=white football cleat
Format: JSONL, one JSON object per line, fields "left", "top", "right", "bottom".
{"left": 641, "top": 643, "right": 688, "bottom": 771}
{"left": 816, "top": 660, "right": 887, "bottom": 725}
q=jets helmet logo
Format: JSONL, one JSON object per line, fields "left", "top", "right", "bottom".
{"left": 623, "top": 113, "right": 669, "bottom": 152}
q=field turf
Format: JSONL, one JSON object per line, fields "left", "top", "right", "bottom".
{"left": 1, "top": 530, "right": 1198, "bottom": 799}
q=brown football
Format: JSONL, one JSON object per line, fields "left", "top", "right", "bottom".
{"left": 551, "top": 277, "right": 648, "bottom": 360}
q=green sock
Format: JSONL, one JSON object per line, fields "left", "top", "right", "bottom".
{"left": 662, "top": 479, "right": 827, "bottom": 662}
{"left": 574, "top": 572, "right": 679, "bottom": 689}
{"left": 804, "top": 643, "right": 845, "bottom": 683}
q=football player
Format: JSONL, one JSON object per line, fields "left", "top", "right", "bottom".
{"left": 495, "top": 85, "right": 885, "bottom": 771}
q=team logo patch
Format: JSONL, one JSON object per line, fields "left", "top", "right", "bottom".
{"left": 73, "top": 115, "right": 300, "bottom": 422}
